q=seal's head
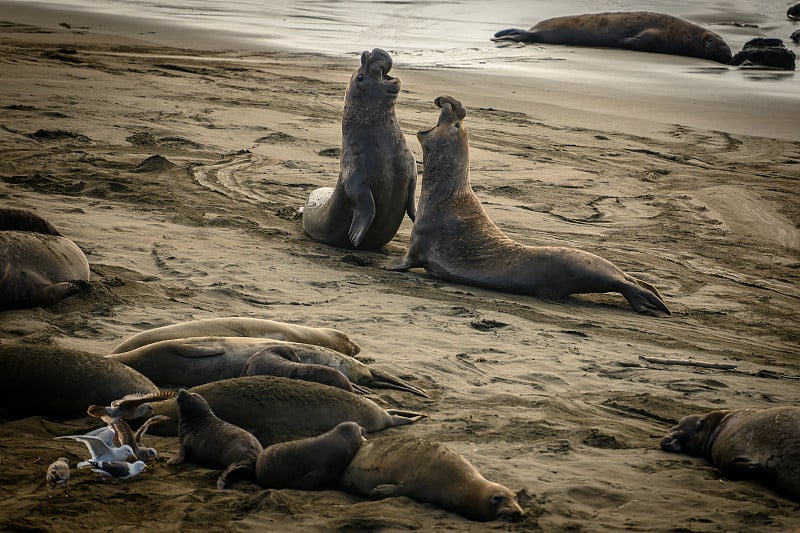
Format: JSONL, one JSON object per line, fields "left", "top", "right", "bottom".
{"left": 700, "top": 31, "right": 732, "bottom": 64}
{"left": 346, "top": 48, "right": 401, "bottom": 108}
{"left": 416, "top": 95, "right": 469, "bottom": 191}
{"left": 660, "top": 410, "right": 729, "bottom": 456}
{"left": 333, "top": 421, "right": 367, "bottom": 448}
{"left": 470, "top": 482, "right": 524, "bottom": 522}
{"left": 176, "top": 388, "right": 213, "bottom": 421}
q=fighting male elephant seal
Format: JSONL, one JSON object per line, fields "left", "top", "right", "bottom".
{"left": 492, "top": 11, "right": 732, "bottom": 64}
{"left": 302, "top": 48, "right": 417, "bottom": 249}
{"left": 660, "top": 406, "right": 800, "bottom": 501}
{"left": 0, "top": 208, "right": 90, "bottom": 310}
{"left": 107, "top": 336, "right": 428, "bottom": 396}
{"left": 0, "top": 342, "right": 158, "bottom": 419}
{"left": 390, "top": 96, "right": 671, "bottom": 316}
{"left": 109, "top": 316, "right": 360, "bottom": 355}
{"left": 169, "top": 389, "right": 263, "bottom": 489}
{"left": 148, "top": 376, "right": 426, "bottom": 446}
{"left": 340, "top": 434, "right": 524, "bottom": 522}
{"left": 256, "top": 421, "right": 366, "bottom": 490}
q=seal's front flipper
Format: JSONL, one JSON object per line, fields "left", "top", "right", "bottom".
{"left": 347, "top": 188, "right": 376, "bottom": 248}
{"left": 167, "top": 447, "right": 186, "bottom": 466}
{"left": 385, "top": 254, "right": 421, "bottom": 272}
{"left": 370, "top": 483, "right": 404, "bottom": 498}
{"left": 39, "top": 281, "right": 81, "bottom": 307}
{"left": 405, "top": 174, "right": 417, "bottom": 222}
{"left": 724, "top": 456, "right": 763, "bottom": 479}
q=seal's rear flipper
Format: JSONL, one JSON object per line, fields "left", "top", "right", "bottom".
{"left": 370, "top": 369, "right": 430, "bottom": 398}
{"left": 386, "top": 409, "right": 428, "bottom": 426}
{"left": 491, "top": 29, "right": 534, "bottom": 42}
{"left": 217, "top": 460, "right": 256, "bottom": 489}
{"left": 622, "top": 278, "right": 671, "bottom": 317}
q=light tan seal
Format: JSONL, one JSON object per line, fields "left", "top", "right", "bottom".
{"left": 109, "top": 316, "right": 361, "bottom": 355}
{"left": 0, "top": 342, "right": 158, "bottom": 419}
{"left": 340, "top": 434, "right": 524, "bottom": 522}
{"left": 492, "top": 11, "right": 732, "bottom": 64}
{"left": 390, "top": 96, "right": 671, "bottom": 317}
{"left": 302, "top": 48, "right": 417, "bottom": 249}
{"left": 0, "top": 208, "right": 90, "bottom": 310}
{"left": 148, "top": 376, "right": 426, "bottom": 446}
{"left": 661, "top": 406, "right": 800, "bottom": 501}
{"left": 168, "top": 389, "right": 263, "bottom": 489}
{"left": 255, "top": 421, "right": 366, "bottom": 490}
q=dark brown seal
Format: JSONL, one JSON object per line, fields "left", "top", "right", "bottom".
{"left": 302, "top": 48, "right": 417, "bottom": 249}
{"left": 492, "top": 11, "right": 732, "bottom": 64}
{"left": 148, "top": 376, "right": 426, "bottom": 446}
{"left": 0, "top": 342, "right": 158, "bottom": 419}
{"left": 340, "top": 434, "right": 524, "bottom": 522}
{"left": 390, "top": 96, "right": 671, "bottom": 316}
{"left": 0, "top": 208, "right": 90, "bottom": 310}
{"left": 241, "top": 345, "right": 359, "bottom": 393}
{"left": 168, "top": 389, "right": 263, "bottom": 489}
{"left": 255, "top": 421, "right": 366, "bottom": 490}
{"left": 660, "top": 406, "right": 800, "bottom": 501}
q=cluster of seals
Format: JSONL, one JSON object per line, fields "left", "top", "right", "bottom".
{"left": 492, "top": 11, "right": 732, "bottom": 64}
{"left": 661, "top": 406, "right": 800, "bottom": 501}
{"left": 302, "top": 48, "right": 417, "bottom": 249}
{"left": 390, "top": 96, "right": 671, "bottom": 316}
{"left": 0, "top": 208, "right": 90, "bottom": 310}
{"left": 255, "top": 421, "right": 366, "bottom": 490}
{"left": 168, "top": 389, "right": 263, "bottom": 489}
{"left": 340, "top": 434, "right": 524, "bottom": 522}
{"left": 730, "top": 38, "right": 796, "bottom": 71}
{"left": 109, "top": 316, "right": 361, "bottom": 355}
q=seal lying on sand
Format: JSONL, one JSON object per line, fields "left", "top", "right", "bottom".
{"left": 107, "top": 336, "right": 428, "bottom": 396}
{"left": 660, "top": 406, "right": 800, "bottom": 501}
{"left": 302, "top": 48, "right": 417, "bottom": 249}
{"left": 340, "top": 434, "right": 524, "bottom": 522}
{"left": 109, "top": 316, "right": 361, "bottom": 355}
{"left": 0, "top": 208, "right": 90, "bottom": 310}
{"left": 148, "top": 376, "right": 426, "bottom": 446}
{"left": 390, "top": 96, "right": 671, "bottom": 316}
{"left": 168, "top": 389, "right": 263, "bottom": 489}
{"left": 0, "top": 342, "right": 158, "bottom": 419}
{"left": 492, "top": 11, "right": 732, "bottom": 64}
{"left": 256, "top": 421, "right": 365, "bottom": 490}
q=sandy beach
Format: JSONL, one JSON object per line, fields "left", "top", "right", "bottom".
{"left": 1, "top": 3, "right": 799, "bottom": 531}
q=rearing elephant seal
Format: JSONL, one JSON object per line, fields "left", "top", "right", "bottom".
{"left": 302, "top": 48, "right": 417, "bottom": 249}
{"left": 340, "top": 434, "right": 524, "bottom": 522}
{"left": 492, "top": 12, "right": 732, "bottom": 64}
{"left": 660, "top": 406, "right": 800, "bottom": 501}
{"left": 390, "top": 96, "right": 671, "bottom": 316}
{"left": 0, "top": 208, "right": 90, "bottom": 310}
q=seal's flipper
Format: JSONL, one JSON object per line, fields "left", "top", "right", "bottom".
{"left": 347, "top": 187, "right": 376, "bottom": 248}
{"left": 621, "top": 279, "right": 671, "bottom": 317}
{"left": 352, "top": 383, "right": 373, "bottom": 395}
{"left": 405, "top": 175, "right": 417, "bottom": 222}
{"left": 370, "top": 483, "right": 404, "bottom": 497}
{"left": 370, "top": 369, "right": 430, "bottom": 398}
{"left": 724, "top": 456, "right": 763, "bottom": 478}
{"left": 39, "top": 281, "right": 82, "bottom": 307}
{"left": 386, "top": 409, "right": 428, "bottom": 426}
{"left": 217, "top": 460, "right": 256, "bottom": 489}
{"left": 173, "top": 344, "right": 227, "bottom": 359}
{"left": 491, "top": 29, "right": 534, "bottom": 42}
{"left": 385, "top": 254, "right": 422, "bottom": 272}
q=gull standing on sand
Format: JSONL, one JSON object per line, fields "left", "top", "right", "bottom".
{"left": 87, "top": 391, "right": 176, "bottom": 422}
{"left": 87, "top": 459, "right": 146, "bottom": 481}
{"left": 45, "top": 457, "right": 70, "bottom": 497}
{"left": 55, "top": 435, "right": 136, "bottom": 468}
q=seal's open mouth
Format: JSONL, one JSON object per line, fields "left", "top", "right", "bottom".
{"left": 659, "top": 436, "right": 682, "bottom": 452}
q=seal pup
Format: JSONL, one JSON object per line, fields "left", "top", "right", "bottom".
{"left": 46, "top": 457, "right": 70, "bottom": 497}
{"left": 54, "top": 435, "right": 136, "bottom": 468}
{"left": 168, "top": 389, "right": 263, "bottom": 489}
{"left": 390, "top": 96, "right": 671, "bottom": 317}
{"left": 660, "top": 406, "right": 800, "bottom": 501}
{"left": 0, "top": 342, "right": 159, "bottom": 419}
{"left": 86, "top": 460, "right": 146, "bottom": 481}
{"left": 302, "top": 48, "right": 417, "bottom": 249}
{"left": 340, "top": 434, "right": 524, "bottom": 522}
{"left": 149, "top": 376, "right": 426, "bottom": 446}
{"left": 242, "top": 345, "right": 367, "bottom": 394}
{"left": 255, "top": 421, "right": 366, "bottom": 490}
{"left": 0, "top": 208, "right": 90, "bottom": 310}
{"left": 107, "top": 336, "right": 428, "bottom": 397}
{"left": 492, "top": 12, "right": 732, "bottom": 64}
{"left": 109, "top": 316, "right": 360, "bottom": 355}
{"left": 87, "top": 390, "right": 176, "bottom": 422}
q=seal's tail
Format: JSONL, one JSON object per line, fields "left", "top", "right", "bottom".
{"left": 621, "top": 276, "right": 671, "bottom": 317}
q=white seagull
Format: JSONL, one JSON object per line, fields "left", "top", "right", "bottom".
{"left": 87, "top": 460, "right": 146, "bottom": 481}
{"left": 55, "top": 434, "right": 136, "bottom": 468}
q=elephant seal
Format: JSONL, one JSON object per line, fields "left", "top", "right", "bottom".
{"left": 340, "top": 434, "right": 524, "bottom": 522}
{"left": 168, "top": 389, "right": 263, "bottom": 489}
{"left": 255, "top": 421, "right": 366, "bottom": 490}
{"left": 660, "top": 406, "right": 800, "bottom": 501}
{"left": 0, "top": 342, "right": 158, "bottom": 419}
{"left": 0, "top": 208, "right": 90, "bottom": 310}
{"left": 789, "top": 4, "right": 800, "bottom": 21}
{"left": 109, "top": 316, "right": 360, "bottom": 355}
{"left": 390, "top": 96, "right": 671, "bottom": 317}
{"left": 492, "top": 11, "right": 732, "bottom": 64}
{"left": 107, "top": 336, "right": 428, "bottom": 396}
{"left": 148, "top": 376, "right": 426, "bottom": 446}
{"left": 242, "top": 345, "right": 364, "bottom": 394}
{"left": 302, "top": 48, "right": 417, "bottom": 250}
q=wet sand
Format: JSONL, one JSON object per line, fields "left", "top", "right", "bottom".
{"left": 1, "top": 8, "right": 799, "bottom": 533}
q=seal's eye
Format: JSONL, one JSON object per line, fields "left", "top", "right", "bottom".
{"left": 357, "top": 74, "right": 365, "bottom": 82}
{"left": 491, "top": 494, "right": 505, "bottom": 505}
